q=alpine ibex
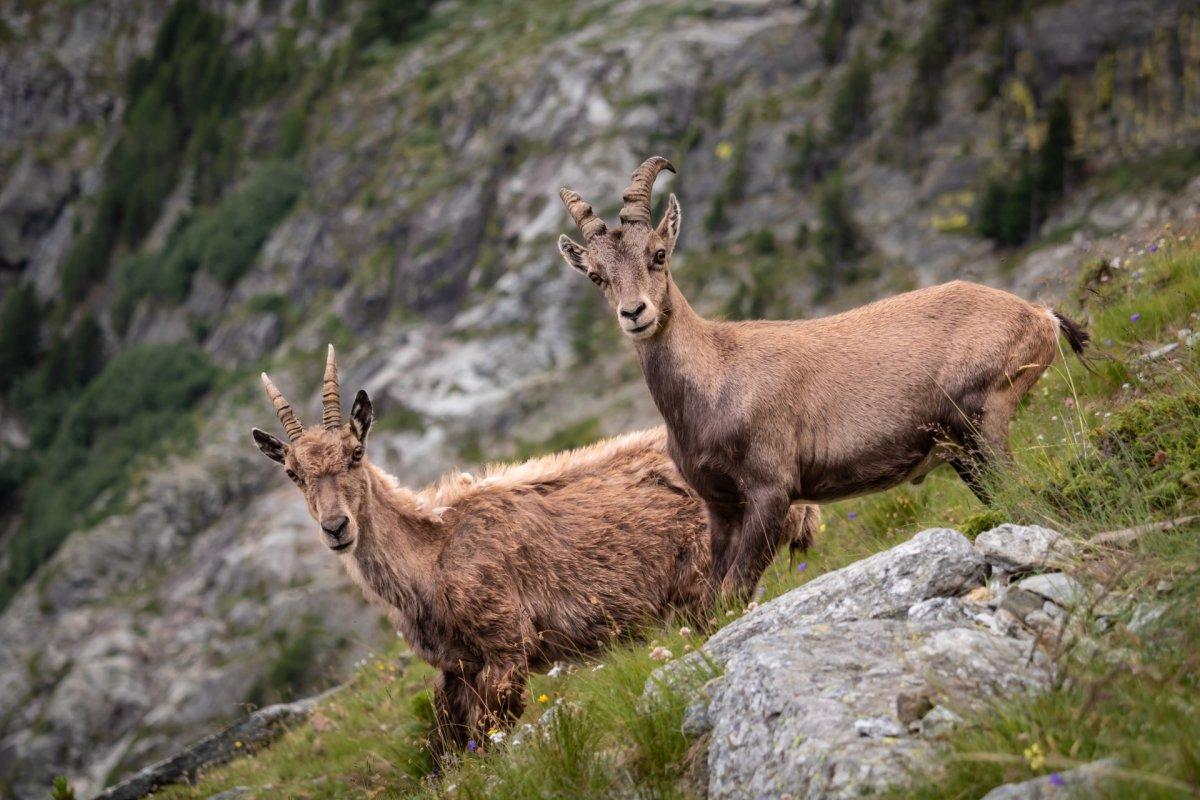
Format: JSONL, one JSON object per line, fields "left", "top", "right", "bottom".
{"left": 557, "top": 156, "right": 1088, "bottom": 597}
{"left": 251, "top": 346, "right": 818, "bottom": 756}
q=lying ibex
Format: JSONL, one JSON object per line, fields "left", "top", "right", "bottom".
{"left": 557, "top": 156, "right": 1088, "bottom": 597}
{"left": 251, "top": 347, "right": 818, "bottom": 755}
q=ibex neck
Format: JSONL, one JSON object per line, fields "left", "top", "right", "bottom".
{"left": 347, "top": 463, "right": 443, "bottom": 606}
{"left": 635, "top": 281, "right": 724, "bottom": 427}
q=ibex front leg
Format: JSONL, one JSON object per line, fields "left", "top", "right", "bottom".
{"left": 721, "top": 485, "right": 790, "bottom": 601}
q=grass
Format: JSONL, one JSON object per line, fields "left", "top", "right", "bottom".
{"left": 158, "top": 231, "right": 1198, "bottom": 798}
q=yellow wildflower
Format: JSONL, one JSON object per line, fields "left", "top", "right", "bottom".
{"left": 537, "top": 693, "right": 550, "bottom": 704}
{"left": 715, "top": 141, "right": 734, "bottom": 160}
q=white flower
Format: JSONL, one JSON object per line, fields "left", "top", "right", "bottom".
{"left": 743, "top": 601, "right": 760, "bottom": 614}
{"left": 547, "top": 663, "right": 563, "bottom": 678}
{"left": 679, "top": 626, "right": 692, "bottom": 638}
{"left": 489, "top": 729, "right": 507, "bottom": 743}
{"left": 649, "top": 646, "right": 674, "bottom": 662}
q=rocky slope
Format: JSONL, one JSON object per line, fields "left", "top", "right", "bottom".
{"left": 1, "top": 0, "right": 1199, "bottom": 796}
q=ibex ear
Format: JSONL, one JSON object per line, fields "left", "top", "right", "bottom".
{"left": 656, "top": 193, "right": 682, "bottom": 256}
{"left": 252, "top": 428, "right": 289, "bottom": 464}
{"left": 557, "top": 235, "right": 589, "bottom": 276}
{"left": 350, "top": 389, "right": 373, "bottom": 443}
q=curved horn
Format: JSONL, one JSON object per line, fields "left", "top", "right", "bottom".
{"left": 619, "top": 156, "right": 675, "bottom": 226}
{"left": 559, "top": 188, "right": 607, "bottom": 240}
{"left": 322, "top": 344, "right": 341, "bottom": 429}
{"left": 261, "top": 372, "right": 304, "bottom": 441}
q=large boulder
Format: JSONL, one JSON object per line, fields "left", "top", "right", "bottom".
{"left": 688, "top": 619, "right": 1053, "bottom": 800}
{"left": 655, "top": 528, "right": 1058, "bottom": 800}
{"left": 703, "top": 528, "right": 987, "bottom": 661}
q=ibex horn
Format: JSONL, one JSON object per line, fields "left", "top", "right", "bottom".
{"left": 559, "top": 188, "right": 608, "bottom": 240}
{"left": 322, "top": 344, "right": 341, "bottom": 430}
{"left": 261, "top": 373, "right": 304, "bottom": 441}
{"left": 619, "top": 156, "right": 675, "bottom": 226}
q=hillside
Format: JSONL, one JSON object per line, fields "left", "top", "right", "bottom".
{"left": 1, "top": 0, "right": 1199, "bottom": 796}
{"left": 164, "top": 229, "right": 1200, "bottom": 797}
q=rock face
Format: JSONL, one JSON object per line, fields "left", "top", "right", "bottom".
{"left": 975, "top": 524, "right": 1077, "bottom": 573}
{"left": 979, "top": 759, "right": 1118, "bottom": 799}
{"left": 703, "top": 528, "right": 987, "bottom": 660}
{"left": 663, "top": 526, "right": 1066, "bottom": 799}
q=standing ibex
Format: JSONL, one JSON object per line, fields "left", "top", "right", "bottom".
{"left": 251, "top": 347, "right": 818, "bottom": 756}
{"left": 557, "top": 156, "right": 1088, "bottom": 597}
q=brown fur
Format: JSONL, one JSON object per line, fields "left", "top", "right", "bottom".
{"left": 558, "top": 157, "right": 1087, "bottom": 598}
{"left": 252, "top": 359, "right": 818, "bottom": 758}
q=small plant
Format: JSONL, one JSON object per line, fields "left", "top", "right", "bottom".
{"left": 828, "top": 50, "right": 873, "bottom": 142}
{"left": 50, "top": 776, "right": 77, "bottom": 800}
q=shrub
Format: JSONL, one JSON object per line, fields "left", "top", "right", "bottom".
{"left": 978, "top": 93, "right": 1074, "bottom": 246}
{"left": 0, "top": 285, "right": 41, "bottom": 392}
{"left": 828, "top": 50, "right": 872, "bottom": 141}
{"left": 818, "top": 0, "right": 859, "bottom": 65}
{"left": 809, "top": 173, "right": 868, "bottom": 299}
{"left": 350, "top": 0, "right": 433, "bottom": 51}
{"left": 0, "top": 344, "right": 218, "bottom": 610}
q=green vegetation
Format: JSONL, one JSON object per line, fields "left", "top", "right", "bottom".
{"left": 159, "top": 233, "right": 1199, "bottom": 800}
{"left": 350, "top": 0, "right": 435, "bottom": 54}
{"left": 817, "top": 0, "right": 859, "bottom": 65}
{"left": 0, "top": 284, "right": 41, "bottom": 392}
{"left": 111, "top": 162, "right": 304, "bottom": 333}
{"left": 59, "top": 0, "right": 309, "bottom": 303}
{"left": 248, "top": 617, "right": 340, "bottom": 706}
{"left": 0, "top": 344, "right": 219, "bottom": 610}
{"left": 978, "top": 94, "right": 1074, "bottom": 246}
{"left": 1093, "top": 143, "right": 1200, "bottom": 196}
{"left": 828, "top": 50, "right": 873, "bottom": 142}
{"left": 811, "top": 171, "right": 867, "bottom": 299}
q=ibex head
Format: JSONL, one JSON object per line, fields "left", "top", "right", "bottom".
{"left": 557, "top": 156, "right": 682, "bottom": 341}
{"left": 251, "top": 345, "right": 374, "bottom": 555}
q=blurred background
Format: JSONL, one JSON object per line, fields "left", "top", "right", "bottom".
{"left": 0, "top": 0, "right": 1198, "bottom": 795}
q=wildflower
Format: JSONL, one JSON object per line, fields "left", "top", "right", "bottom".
{"left": 847, "top": 511, "right": 858, "bottom": 520}
{"left": 755, "top": 586, "right": 765, "bottom": 599}
{"left": 1149, "top": 244, "right": 1158, "bottom": 253}
{"left": 1048, "top": 773, "right": 1065, "bottom": 787}
{"left": 547, "top": 663, "right": 563, "bottom": 678}
{"left": 488, "top": 727, "right": 506, "bottom": 743}
{"left": 679, "top": 626, "right": 693, "bottom": 638}
{"left": 234, "top": 740, "right": 243, "bottom": 749}
{"left": 1104, "top": 338, "right": 1113, "bottom": 347}
{"left": 797, "top": 562, "right": 808, "bottom": 572}
{"left": 819, "top": 523, "right": 828, "bottom": 533}
{"left": 715, "top": 141, "right": 734, "bottom": 160}
{"left": 744, "top": 601, "right": 759, "bottom": 613}
{"left": 537, "top": 693, "right": 550, "bottom": 704}
{"left": 1151, "top": 450, "right": 1168, "bottom": 466}
{"left": 649, "top": 645, "right": 674, "bottom": 662}
{"left": 1023, "top": 742, "right": 1046, "bottom": 771}
{"left": 467, "top": 739, "right": 478, "bottom": 752}
{"left": 1130, "top": 312, "right": 1142, "bottom": 322}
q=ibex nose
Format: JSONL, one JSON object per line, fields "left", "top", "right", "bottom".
{"left": 620, "top": 302, "right": 647, "bottom": 320}
{"left": 321, "top": 515, "right": 349, "bottom": 538}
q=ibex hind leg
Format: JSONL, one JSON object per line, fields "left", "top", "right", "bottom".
{"left": 430, "top": 668, "right": 477, "bottom": 768}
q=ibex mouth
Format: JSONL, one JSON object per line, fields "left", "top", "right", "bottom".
{"left": 329, "top": 540, "right": 354, "bottom": 553}
{"left": 625, "top": 319, "right": 657, "bottom": 338}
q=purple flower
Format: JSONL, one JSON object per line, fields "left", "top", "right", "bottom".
{"left": 1104, "top": 338, "right": 1114, "bottom": 347}
{"left": 467, "top": 739, "right": 478, "bottom": 752}
{"left": 1149, "top": 244, "right": 1158, "bottom": 253}
{"left": 847, "top": 511, "right": 858, "bottom": 520}
{"left": 1048, "top": 773, "right": 1065, "bottom": 787}
{"left": 1130, "top": 312, "right": 1141, "bottom": 322}
{"left": 797, "top": 562, "right": 808, "bottom": 572}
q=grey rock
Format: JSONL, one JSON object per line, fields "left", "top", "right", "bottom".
{"left": 918, "top": 706, "right": 964, "bottom": 739}
{"left": 854, "top": 716, "right": 905, "bottom": 738}
{"left": 1024, "top": 610, "right": 1055, "bottom": 630}
{"left": 93, "top": 688, "right": 338, "bottom": 800}
{"left": 205, "top": 789, "right": 251, "bottom": 800}
{"left": 1128, "top": 603, "right": 1168, "bottom": 634}
{"left": 1017, "top": 574, "right": 1089, "bottom": 608}
{"left": 694, "top": 619, "right": 1052, "bottom": 800}
{"left": 980, "top": 759, "right": 1118, "bottom": 799}
{"left": 975, "top": 524, "right": 1076, "bottom": 573}
{"left": 1000, "top": 588, "right": 1047, "bottom": 621}
{"left": 1141, "top": 342, "right": 1180, "bottom": 361}
{"left": 703, "top": 528, "right": 986, "bottom": 662}
{"left": 908, "top": 597, "right": 975, "bottom": 625}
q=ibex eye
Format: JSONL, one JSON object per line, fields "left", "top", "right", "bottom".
{"left": 351, "top": 446, "right": 364, "bottom": 463}
{"left": 652, "top": 249, "right": 666, "bottom": 267}
{"left": 588, "top": 272, "right": 604, "bottom": 287}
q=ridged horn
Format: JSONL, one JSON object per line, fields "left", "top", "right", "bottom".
{"left": 559, "top": 188, "right": 608, "bottom": 240}
{"left": 619, "top": 156, "right": 675, "bottom": 226}
{"left": 322, "top": 344, "right": 341, "bottom": 430}
{"left": 261, "top": 372, "right": 304, "bottom": 441}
